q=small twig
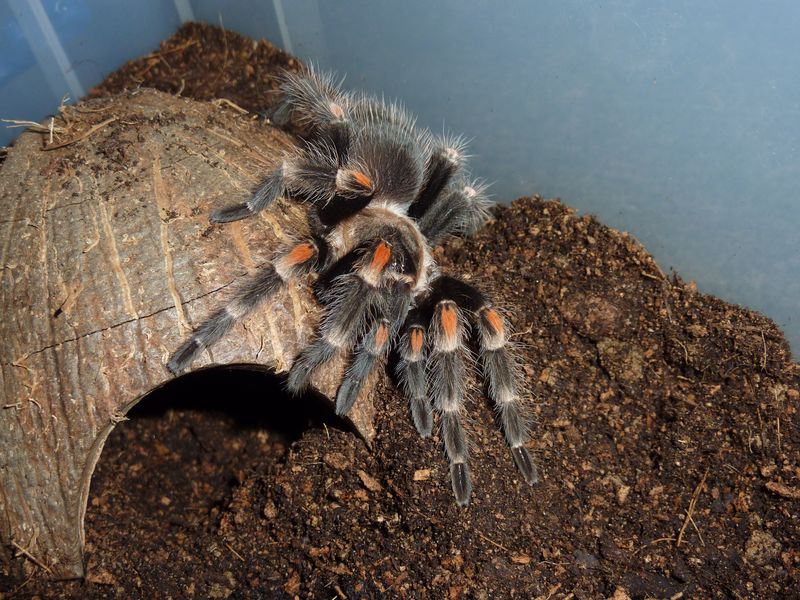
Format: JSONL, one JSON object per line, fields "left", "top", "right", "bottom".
{"left": 536, "top": 560, "right": 570, "bottom": 567}
{"left": 634, "top": 536, "right": 676, "bottom": 555}
{"left": 476, "top": 530, "right": 510, "bottom": 552}
{"left": 1, "top": 118, "right": 45, "bottom": 129}
{"left": 70, "top": 105, "right": 113, "bottom": 114}
{"left": 44, "top": 117, "right": 118, "bottom": 151}
{"left": 7, "top": 568, "right": 37, "bottom": 596}
{"left": 510, "top": 324, "right": 533, "bottom": 339}
{"left": 141, "top": 37, "right": 199, "bottom": 61}
{"left": 134, "top": 38, "right": 199, "bottom": 79}
{"left": 11, "top": 533, "right": 51, "bottom": 573}
{"left": 677, "top": 469, "right": 708, "bottom": 546}
{"left": 0, "top": 118, "right": 66, "bottom": 134}
{"left": 688, "top": 513, "right": 705, "bottom": 546}
{"left": 542, "top": 583, "right": 562, "bottom": 600}
{"left": 212, "top": 98, "right": 249, "bottom": 115}
{"left": 675, "top": 339, "right": 689, "bottom": 364}
{"left": 225, "top": 542, "right": 244, "bottom": 561}
{"left": 723, "top": 463, "right": 742, "bottom": 475}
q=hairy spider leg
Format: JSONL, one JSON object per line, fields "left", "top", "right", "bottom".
{"left": 166, "top": 238, "right": 325, "bottom": 374}
{"left": 425, "top": 296, "right": 473, "bottom": 506}
{"left": 428, "top": 276, "right": 538, "bottom": 486}
{"left": 271, "top": 66, "right": 349, "bottom": 131}
{"left": 346, "top": 92, "right": 419, "bottom": 134}
{"left": 335, "top": 279, "right": 412, "bottom": 415}
{"left": 274, "top": 68, "right": 419, "bottom": 141}
{"left": 316, "top": 121, "right": 430, "bottom": 226}
{"left": 210, "top": 143, "right": 375, "bottom": 224}
{"left": 476, "top": 303, "right": 539, "bottom": 485}
{"left": 269, "top": 67, "right": 355, "bottom": 163}
{"left": 408, "top": 134, "right": 469, "bottom": 220}
{"left": 395, "top": 308, "right": 433, "bottom": 437}
{"left": 211, "top": 162, "right": 288, "bottom": 223}
{"left": 285, "top": 239, "right": 393, "bottom": 394}
{"left": 417, "top": 177, "right": 493, "bottom": 244}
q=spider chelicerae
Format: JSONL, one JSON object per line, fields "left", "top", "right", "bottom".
{"left": 167, "top": 68, "right": 538, "bottom": 505}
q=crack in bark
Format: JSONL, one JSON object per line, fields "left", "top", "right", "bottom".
{"left": 98, "top": 202, "right": 138, "bottom": 320}
{"left": 152, "top": 153, "right": 190, "bottom": 335}
{"left": 5, "top": 280, "right": 237, "bottom": 365}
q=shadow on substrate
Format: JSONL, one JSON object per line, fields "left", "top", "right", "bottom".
{"left": 82, "top": 367, "right": 345, "bottom": 575}
{"left": 128, "top": 365, "right": 344, "bottom": 436}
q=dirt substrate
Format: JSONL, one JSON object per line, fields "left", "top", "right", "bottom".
{"left": 2, "top": 22, "right": 799, "bottom": 599}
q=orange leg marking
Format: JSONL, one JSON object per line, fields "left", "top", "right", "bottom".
{"left": 369, "top": 241, "right": 392, "bottom": 273}
{"left": 286, "top": 242, "right": 316, "bottom": 265}
{"left": 440, "top": 303, "right": 459, "bottom": 340}
{"left": 329, "top": 102, "right": 345, "bottom": 120}
{"left": 482, "top": 308, "right": 505, "bottom": 336}
{"left": 336, "top": 169, "right": 374, "bottom": 195}
{"left": 410, "top": 328, "right": 425, "bottom": 354}
{"left": 374, "top": 323, "right": 389, "bottom": 351}
{"left": 352, "top": 170, "right": 374, "bottom": 191}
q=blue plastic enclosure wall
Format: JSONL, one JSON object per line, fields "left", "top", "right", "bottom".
{"left": 1, "top": 0, "right": 797, "bottom": 356}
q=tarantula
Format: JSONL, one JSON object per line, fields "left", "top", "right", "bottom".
{"left": 167, "top": 68, "right": 538, "bottom": 505}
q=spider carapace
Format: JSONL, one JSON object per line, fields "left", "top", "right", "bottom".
{"left": 167, "top": 68, "right": 538, "bottom": 505}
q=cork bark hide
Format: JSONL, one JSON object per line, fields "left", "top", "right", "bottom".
{"left": 0, "top": 90, "right": 376, "bottom": 579}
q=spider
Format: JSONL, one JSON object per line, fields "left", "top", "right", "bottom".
{"left": 167, "top": 68, "right": 538, "bottom": 505}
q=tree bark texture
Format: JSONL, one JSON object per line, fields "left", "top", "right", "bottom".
{"left": 0, "top": 90, "right": 376, "bottom": 579}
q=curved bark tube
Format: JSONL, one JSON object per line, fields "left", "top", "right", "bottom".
{"left": 0, "top": 90, "right": 378, "bottom": 579}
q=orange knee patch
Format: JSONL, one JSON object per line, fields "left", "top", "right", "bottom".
{"left": 336, "top": 168, "right": 375, "bottom": 196}
{"left": 329, "top": 102, "right": 345, "bottom": 120}
{"left": 410, "top": 328, "right": 425, "bottom": 354}
{"left": 352, "top": 170, "right": 373, "bottom": 190}
{"left": 369, "top": 241, "right": 392, "bottom": 273}
{"left": 481, "top": 308, "right": 505, "bottom": 336}
{"left": 374, "top": 323, "right": 389, "bottom": 351}
{"left": 439, "top": 303, "right": 459, "bottom": 340}
{"left": 286, "top": 242, "right": 316, "bottom": 265}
